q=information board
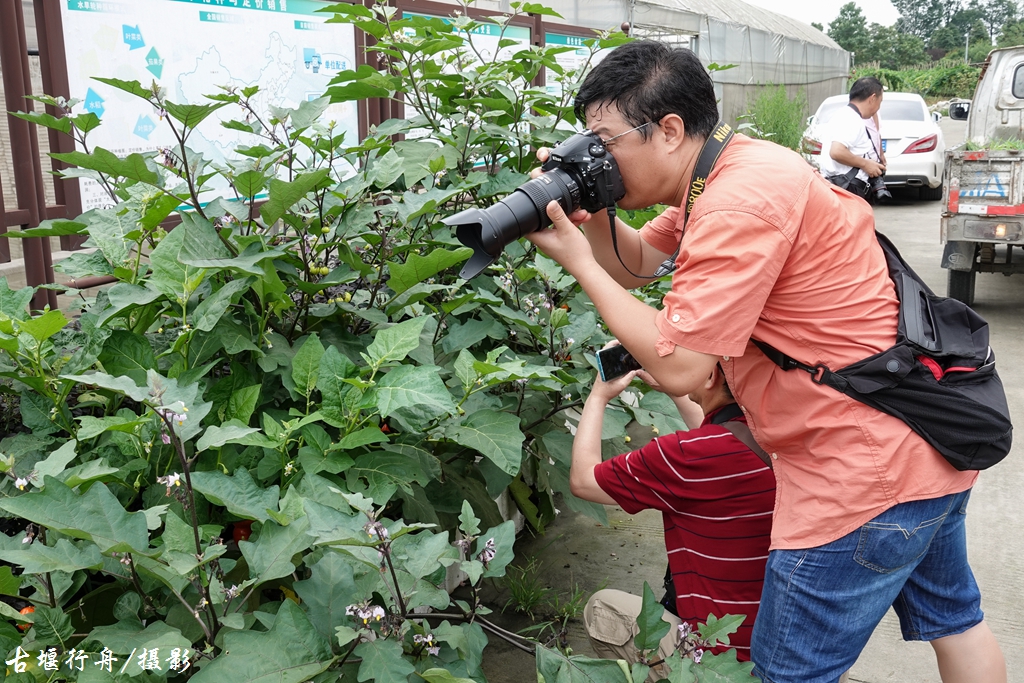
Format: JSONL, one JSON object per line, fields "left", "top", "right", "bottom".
{"left": 543, "top": 31, "right": 608, "bottom": 99}
{"left": 61, "top": 0, "right": 358, "bottom": 210}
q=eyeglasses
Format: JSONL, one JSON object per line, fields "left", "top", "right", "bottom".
{"left": 599, "top": 121, "right": 656, "bottom": 148}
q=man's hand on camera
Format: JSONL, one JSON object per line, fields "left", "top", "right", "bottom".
{"left": 531, "top": 147, "right": 593, "bottom": 226}
{"left": 526, "top": 201, "right": 597, "bottom": 276}
{"left": 862, "top": 159, "right": 885, "bottom": 178}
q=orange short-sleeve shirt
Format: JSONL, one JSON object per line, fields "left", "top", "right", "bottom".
{"left": 640, "top": 135, "right": 976, "bottom": 550}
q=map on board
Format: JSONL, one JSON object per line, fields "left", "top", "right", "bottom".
{"left": 61, "top": 0, "right": 357, "bottom": 210}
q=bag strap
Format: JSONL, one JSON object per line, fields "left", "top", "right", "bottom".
{"left": 720, "top": 421, "right": 772, "bottom": 469}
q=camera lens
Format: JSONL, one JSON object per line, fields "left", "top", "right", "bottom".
{"left": 446, "top": 167, "right": 582, "bottom": 279}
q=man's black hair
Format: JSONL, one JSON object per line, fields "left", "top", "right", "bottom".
{"left": 849, "top": 77, "right": 883, "bottom": 102}
{"left": 574, "top": 40, "right": 719, "bottom": 141}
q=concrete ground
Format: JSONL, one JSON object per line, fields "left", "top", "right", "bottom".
{"left": 482, "top": 116, "right": 1024, "bottom": 682}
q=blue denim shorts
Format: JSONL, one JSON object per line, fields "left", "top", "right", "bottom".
{"left": 751, "top": 489, "right": 982, "bottom": 683}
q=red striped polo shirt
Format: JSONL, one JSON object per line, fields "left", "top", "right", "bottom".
{"left": 593, "top": 407, "right": 775, "bottom": 659}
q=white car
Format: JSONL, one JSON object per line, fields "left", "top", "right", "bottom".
{"left": 801, "top": 92, "right": 946, "bottom": 200}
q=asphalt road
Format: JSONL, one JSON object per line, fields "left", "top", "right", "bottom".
{"left": 483, "top": 116, "right": 1024, "bottom": 683}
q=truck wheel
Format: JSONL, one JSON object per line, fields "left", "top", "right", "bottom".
{"left": 920, "top": 184, "right": 943, "bottom": 201}
{"left": 947, "top": 268, "right": 976, "bottom": 306}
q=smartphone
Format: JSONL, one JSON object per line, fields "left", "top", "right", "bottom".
{"left": 596, "top": 344, "right": 643, "bottom": 382}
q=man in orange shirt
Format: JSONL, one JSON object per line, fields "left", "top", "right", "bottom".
{"left": 527, "top": 40, "right": 1005, "bottom": 683}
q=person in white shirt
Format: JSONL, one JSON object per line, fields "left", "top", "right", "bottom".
{"left": 819, "top": 78, "right": 886, "bottom": 198}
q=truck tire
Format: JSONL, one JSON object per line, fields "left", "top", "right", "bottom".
{"left": 947, "top": 268, "right": 976, "bottom": 306}
{"left": 920, "top": 184, "right": 943, "bottom": 201}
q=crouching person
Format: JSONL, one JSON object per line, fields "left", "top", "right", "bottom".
{"left": 570, "top": 359, "right": 775, "bottom": 674}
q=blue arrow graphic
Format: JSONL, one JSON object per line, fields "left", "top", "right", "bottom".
{"left": 133, "top": 115, "right": 156, "bottom": 140}
{"left": 84, "top": 88, "right": 105, "bottom": 119}
{"left": 122, "top": 25, "right": 145, "bottom": 50}
{"left": 145, "top": 47, "right": 163, "bottom": 79}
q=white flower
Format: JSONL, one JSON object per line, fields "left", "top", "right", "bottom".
{"left": 364, "top": 521, "right": 389, "bottom": 541}
{"left": 284, "top": 461, "right": 295, "bottom": 476}
{"left": 678, "top": 622, "right": 692, "bottom": 638}
{"left": 693, "top": 649, "right": 704, "bottom": 664}
{"left": 346, "top": 602, "right": 386, "bottom": 625}
{"left": 14, "top": 477, "right": 27, "bottom": 491}
{"left": 223, "top": 584, "right": 241, "bottom": 600}
{"left": 477, "top": 537, "right": 496, "bottom": 565}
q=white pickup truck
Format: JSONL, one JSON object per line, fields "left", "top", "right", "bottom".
{"left": 942, "top": 46, "right": 1024, "bottom": 305}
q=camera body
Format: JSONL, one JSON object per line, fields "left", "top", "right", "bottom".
{"left": 445, "top": 131, "right": 626, "bottom": 279}
{"left": 868, "top": 174, "right": 892, "bottom": 203}
{"left": 540, "top": 131, "right": 626, "bottom": 214}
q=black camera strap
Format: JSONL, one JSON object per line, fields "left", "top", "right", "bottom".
{"left": 608, "top": 120, "right": 734, "bottom": 279}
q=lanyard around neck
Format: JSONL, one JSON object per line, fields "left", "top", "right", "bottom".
{"left": 609, "top": 120, "right": 735, "bottom": 280}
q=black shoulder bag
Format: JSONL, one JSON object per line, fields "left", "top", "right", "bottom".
{"left": 753, "top": 232, "right": 1012, "bottom": 471}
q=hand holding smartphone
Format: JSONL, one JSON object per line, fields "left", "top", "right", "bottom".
{"left": 596, "top": 344, "right": 642, "bottom": 382}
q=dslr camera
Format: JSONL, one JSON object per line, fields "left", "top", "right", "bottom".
{"left": 445, "top": 131, "right": 626, "bottom": 279}
{"left": 868, "top": 174, "right": 892, "bottom": 204}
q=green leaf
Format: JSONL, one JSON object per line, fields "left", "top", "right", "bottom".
{"left": 697, "top": 613, "right": 746, "bottom": 648}
{"left": 83, "top": 621, "right": 191, "bottom": 675}
{"left": 335, "top": 427, "right": 388, "bottom": 450}
{"left": 226, "top": 384, "right": 261, "bottom": 424}
{"left": 148, "top": 212, "right": 230, "bottom": 298}
{"left": 31, "top": 440, "right": 78, "bottom": 483}
{"left": 80, "top": 208, "right": 133, "bottom": 267}
{"left": 98, "top": 282, "right": 161, "bottom": 325}
{"left": 192, "top": 277, "right": 254, "bottom": 332}
{"left": 635, "top": 582, "right": 671, "bottom": 652}
{"left": 345, "top": 451, "right": 431, "bottom": 505}
{"left": 191, "top": 468, "right": 279, "bottom": 523}
{"left": 193, "top": 601, "right": 334, "bottom": 683}
{"left": 92, "top": 76, "right": 152, "bottom": 99}
{"left": 239, "top": 516, "right": 314, "bottom": 585}
{"left": 302, "top": 498, "right": 368, "bottom": 546}
{"left": 18, "top": 309, "right": 68, "bottom": 342}
{"left": 164, "top": 101, "right": 230, "bottom": 129}
{"left": 387, "top": 247, "right": 472, "bottom": 295}
{"left": 0, "top": 478, "right": 148, "bottom": 553}
{"left": 370, "top": 149, "right": 404, "bottom": 189}
{"left": 51, "top": 147, "right": 159, "bottom": 185}
{"left": 392, "top": 531, "right": 455, "bottom": 580}
{"left": 418, "top": 669, "right": 477, "bottom": 683}
{"left": 459, "top": 500, "right": 480, "bottom": 537}
{"left": 0, "top": 534, "right": 103, "bottom": 574}
{"left": 634, "top": 391, "right": 689, "bottom": 436}
{"left": 232, "top": 169, "right": 268, "bottom": 198}
{"left": 317, "top": 346, "right": 359, "bottom": 426}
{"left": 293, "top": 333, "right": 325, "bottom": 398}
{"left": 447, "top": 410, "right": 524, "bottom": 476}
{"left": 260, "top": 169, "right": 330, "bottom": 226}
{"left": 293, "top": 551, "right": 359, "bottom": 643}
{"left": 11, "top": 109, "right": 72, "bottom": 134}
{"left": 453, "top": 349, "right": 478, "bottom": 390}
{"left": 659, "top": 652, "right": 698, "bottom": 683}
{"left": 72, "top": 111, "right": 102, "bottom": 134}
{"left": 691, "top": 648, "right": 757, "bottom": 681}
{"left": 442, "top": 318, "right": 504, "bottom": 355}
{"left": 7, "top": 219, "right": 87, "bottom": 237}
{"left": 31, "top": 605, "right": 74, "bottom": 649}
{"left": 0, "top": 277, "right": 34, "bottom": 318}
{"left": 60, "top": 371, "right": 150, "bottom": 402}
{"left": 535, "top": 646, "right": 630, "bottom": 683}
{"left": 477, "top": 520, "right": 515, "bottom": 578}
{"left": 0, "top": 566, "right": 21, "bottom": 596}
{"left": 375, "top": 365, "right": 456, "bottom": 420}
{"left": 98, "top": 330, "right": 157, "bottom": 385}
{"left": 355, "top": 639, "right": 416, "bottom": 683}
{"left": 197, "top": 420, "right": 261, "bottom": 452}
{"left": 365, "top": 316, "right": 431, "bottom": 366}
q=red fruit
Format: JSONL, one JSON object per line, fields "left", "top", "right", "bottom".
{"left": 17, "top": 606, "right": 33, "bottom": 631}
{"left": 233, "top": 520, "right": 253, "bottom": 543}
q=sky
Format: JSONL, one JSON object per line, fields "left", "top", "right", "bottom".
{"left": 740, "top": 0, "right": 901, "bottom": 31}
